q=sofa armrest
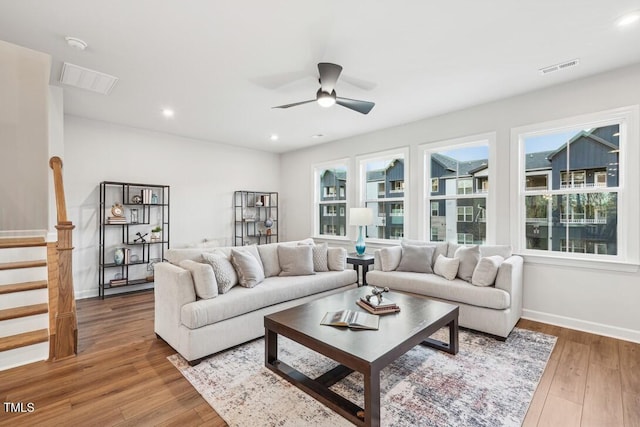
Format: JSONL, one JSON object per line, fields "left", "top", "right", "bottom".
{"left": 495, "top": 255, "right": 523, "bottom": 314}
{"left": 154, "top": 262, "right": 197, "bottom": 336}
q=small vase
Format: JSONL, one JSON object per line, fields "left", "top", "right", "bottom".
{"left": 355, "top": 225, "right": 366, "bottom": 256}
{"left": 114, "top": 248, "right": 125, "bottom": 265}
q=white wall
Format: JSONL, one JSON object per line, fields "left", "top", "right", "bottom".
{"left": 64, "top": 116, "right": 280, "bottom": 298}
{"left": 0, "top": 40, "right": 50, "bottom": 232}
{"left": 280, "top": 63, "right": 640, "bottom": 342}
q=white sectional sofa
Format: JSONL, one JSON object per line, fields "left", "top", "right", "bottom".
{"left": 366, "top": 241, "right": 523, "bottom": 339}
{"left": 154, "top": 239, "right": 357, "bottom": 364}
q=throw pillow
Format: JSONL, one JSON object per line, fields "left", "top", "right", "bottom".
{"left": 297, "top": 242, "right": 329, "bottom": 272}
{"left": 257, "top": 243, "right": 281, "bottom": 277}
{"left": 379, "top": 246, "right": 402, "bottom": 271}
{"left": 240, "top": 244, "right": 264, "bottom": 274}
{"left": 401, "top": 239, "right": 448, "bottom": 268}
{"left": 230, "top": 248, "right": 265, "bottom": 288}
{"left": 433, "top": 254, "right": 460, "bottom": 281}
{"left": 396, "top": 245, "right": 435, "bottom": 273}
{"left": 179, "top": 259, "right": 218, "bottom": 299}
{"left": 327, "top": 247, "right": 346, "bottom": 271}
{"left": 454, "top": 245, "right": 480, "bottom": 282}
{"left": 278, "top": 245, "right": 315, "bottom": 276}
{"left": 471, "top": 255, "right": 505, "bottom": 287}
{"left": 201, "top": 252, "right": 238, "bottom": 294}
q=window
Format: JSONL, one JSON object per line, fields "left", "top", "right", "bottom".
{"left": 457, "top": 178, "right": 473, "bottom": 195}
{"left": 359, "top": 150, "right": 407, "bottom": 240}
{"left": 424, "top": 134, "right": 493, "bottom": 244}
{"left": 431, "top": 202, "right": 439, "bottom": 217}
{"left": 431, "top": 178, "right": 439, "bottom": 192}
{"left": 315, "top": 163, "right": 348, "bottom": 238}
{"left": 457, "top": 233, "right": 474, "bottom": 244}
{"left": 513, "top": 106, "right": 639, "bottom": 263}
{"left": 457, "top": 206, "right": 473, "bottom": 222}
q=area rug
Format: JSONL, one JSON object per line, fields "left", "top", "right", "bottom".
{"left": 168, "top": 327, "right": 556, "bottom": 426}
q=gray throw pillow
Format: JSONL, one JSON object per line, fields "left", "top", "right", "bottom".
{"left": 454, "top": 245, "right": 480, "bottom": 282}
{"left": 471, "top": 255, "right": 504, "bottom": 287}
{"left": 230, "top": 248, "right": 265, "bottom": 288}
{"left": 278, "top": 245, "right": 315, "bottom": 276}
{"left": 327, "top": 247, "right": 346, "bottom": 271}
{"left": 179, "top": 259, "right": 218, "bottom": 299}
{"left": 396, "top": 245, "right": 435, "bottom": 273}
{"left": 433, "top": 254, "right": 460, "bottom": 281}
{"left": 379, "top": 246, "right": 402, "bottom": 271}
{"left": 298, "top": 242, "right": 329, "bottom": 272}
{"left": 257, "top": 243, "right": 281, "bottom": 277}
{"left": 201, "top": 252, "right": 238, "bottom": 294}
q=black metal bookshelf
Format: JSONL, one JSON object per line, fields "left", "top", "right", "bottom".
{"left": 234, "top": 191, "right": 278, "bottom": 246}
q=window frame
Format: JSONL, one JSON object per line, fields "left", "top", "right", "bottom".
{"left": 510, "top": 106, "right": 639, "bottom": 269}
{"left": 313, "top": 159, "right": 350, "bottom": 240}
{"left": 421, "top": 132, "right": 497, "bottom": 244}
{"left": 357, "top": 147, "right": 409, "bottom": 243}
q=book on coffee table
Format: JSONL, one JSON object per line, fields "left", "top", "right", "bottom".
{"left": 356, "top": 299, "right": 401, "bottom": 315}
{"left": 359, "top": 296, "right": 398, "bottom": 309}
{"left": 320, "top": 310, "right": 379, "bottom": 330}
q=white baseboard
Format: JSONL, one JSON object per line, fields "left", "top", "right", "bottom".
{"left": 522, "top": 309, "right": 640, "bottom": 344}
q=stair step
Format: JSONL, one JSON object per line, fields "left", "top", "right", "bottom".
{"left": 0, "top": 303, "right": 48, "bottom": 321}
{"left": 0, "top": 329, "right": 48, "bottom": 352}
{"left": 0, "top": 260, "right": 47, "bottom": 271}
{"left": 0, "top": 280, "right": 48, "bottom": 295}
{"left": 0, "top": 237, "right": 46, "bottom": 249}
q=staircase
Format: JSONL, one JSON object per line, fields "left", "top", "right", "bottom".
{"left": 0, "top": 236, "right": 50, "bottom": 371}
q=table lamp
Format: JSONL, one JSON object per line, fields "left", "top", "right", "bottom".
{"left": 350, "top": 207, "right": 373, "bottom": 256}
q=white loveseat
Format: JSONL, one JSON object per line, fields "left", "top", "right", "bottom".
{"left": 366, "top": 241, "right": 523, "bottom": 339}
{"left": 154, "top": 239, "right": 357, "bottom": 364}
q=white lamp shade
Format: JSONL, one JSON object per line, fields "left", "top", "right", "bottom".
{"left": 350, "top": 208, "right": 373, "bottom": 226}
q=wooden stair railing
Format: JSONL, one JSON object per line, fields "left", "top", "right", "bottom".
{"left": 49, "top": 156, "right": 78, "bottom": 360}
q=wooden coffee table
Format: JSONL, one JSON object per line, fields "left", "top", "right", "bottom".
{"left": 264, "top": 286, "right": 458, "bottom": 427}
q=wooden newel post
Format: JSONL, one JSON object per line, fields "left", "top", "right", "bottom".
{"left": 49, "top": 156, "right": 78, "bottom": 360}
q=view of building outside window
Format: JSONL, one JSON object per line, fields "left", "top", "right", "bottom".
{"left": 317, "top": 166, "right": 347, "bottom": 236}
{"left": 428, "top": 145, "right": 489, "bottom": 244}
{"left": 523, "top": 124, "right": 619, "bottom": 255}
{"left": 363, "top": 158, "right": 405, "bottom": 239}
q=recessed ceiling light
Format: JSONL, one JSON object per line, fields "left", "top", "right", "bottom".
{"left": 65, "top": 36, "right": 87, "bottom": 50}
{"left": 270, "top": 134, "right": 279, "bottom": 141}
{"left": 162, "top": 108, "right": 174, "bottom": 118}
{"left": 617, "top": 10, "right": 640, "bottom": 27}
{"left": 311, "top": 134, "right": 324, "bottom": 139}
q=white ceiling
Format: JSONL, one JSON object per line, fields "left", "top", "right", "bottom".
{"left": 1, "top": 1, "right": 639, "bottom": 153}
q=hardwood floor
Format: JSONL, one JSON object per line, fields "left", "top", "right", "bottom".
{"left": 1, "top": 292, "right": 638, "bottom": 426}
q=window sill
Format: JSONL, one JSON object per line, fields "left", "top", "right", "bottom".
{"left": 519, "top": 252, "right": 639, "bottom": 273}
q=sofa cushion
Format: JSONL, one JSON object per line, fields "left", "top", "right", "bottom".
{"left": 180, "top": 270, "right": 356, "bottom": 329}
{"left": 433, "top": 254, "right": 459, "bottom": 281}
{"left": 366, "top": 270, "right": 511, "bottom": 310}
{"left": 471, "top": 255, "right": 504, "bottom": 287}
{"left": 379, "top": 246, "right": 402, "bottom": 271}
{"left": 396, "top": 245, "right": 434, "bottom": 273}
{"left": 402, "top": 239, "right": 448, "bottom": 267}
{"left": 278, "top": 245, "right": 315, "bottom": 276}
{"left": 201, "top": 252, "right": 238, "bottom": 294}
{"left": 179, "top": 259, "right": 218, "bottom": 299}
{"left": 298, "top": 242, "right": 329, "bottom": 272}
{"left": 231, "top": 248, "right": 265, "bottom": 288}
{"left": 447, "top": 244, "right": 512, "bottom": 259}
{"left": 454, "top": 245, "right": 480, "bottom": 282}
{"left": 327, "top": 247, "right": 346, "bottom": 271}
{"left": 257, "top": 243, "right": 281, "bottom": 277}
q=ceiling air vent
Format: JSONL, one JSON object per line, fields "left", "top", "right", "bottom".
{"left": 60, "top": 62, "right": 119, "bottom": 94}
{"left": 539, "top": 59, "right": 580, "bottom": 75}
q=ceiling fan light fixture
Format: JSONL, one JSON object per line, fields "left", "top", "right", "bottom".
{"left": 317, "top": 90, "right": 336, "bottom": 108}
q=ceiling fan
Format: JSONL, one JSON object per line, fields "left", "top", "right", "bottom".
{"left": 272, "top": 63, "right": 375, "bottom": 115}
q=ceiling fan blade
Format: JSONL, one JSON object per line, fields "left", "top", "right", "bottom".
{"left": 318, "top": 62, "right": 342, "bottom": 93}
{"left": 335, "top": 97, "right": 375, "bottom": 115}
{"left": 272, "top": 99, "right": 316, "bottom": 109}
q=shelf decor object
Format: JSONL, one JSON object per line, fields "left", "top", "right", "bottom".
{"left": 99, "top": 181, "right": 170, "bottom": 298}
{"left": 350, "top": 207, "right": 373, "bottom": 256}
{"left": 234, "top": 191, "right": 278, "bottom": 246}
